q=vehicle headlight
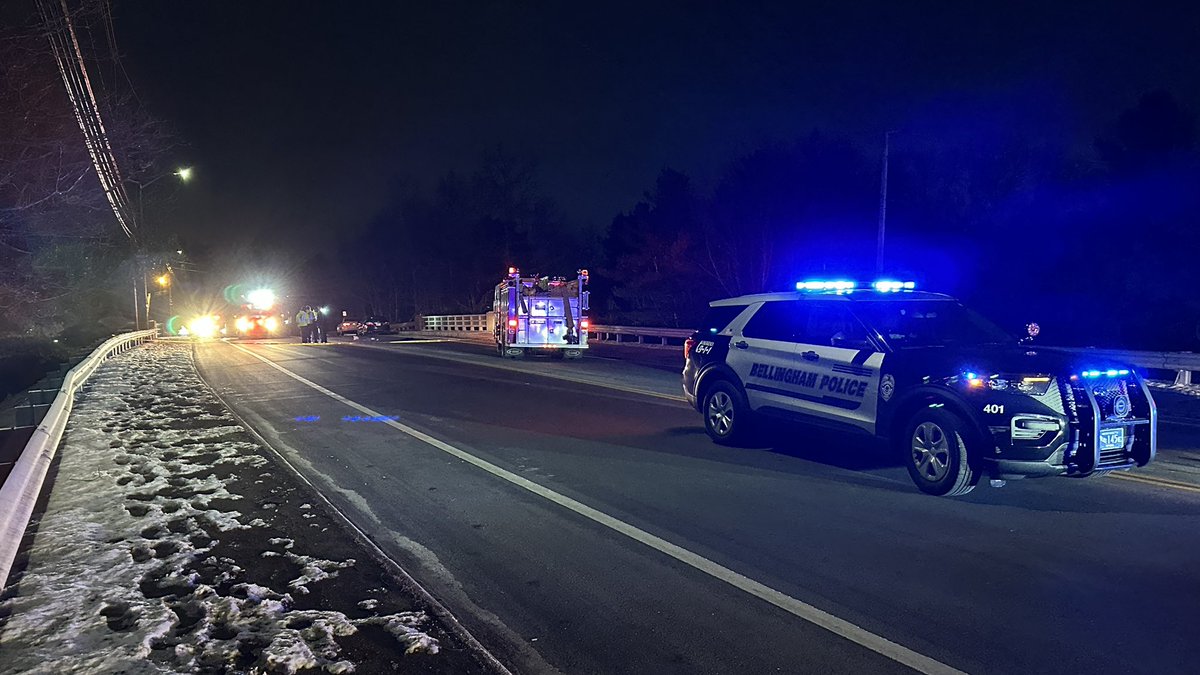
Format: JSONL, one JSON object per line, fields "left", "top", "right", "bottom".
{"left": 235, "top": 317, "right": 251, "bottom": 332}
{"left": 188, "top": 315, "right": 218, "bottom": 339}
{"left": 983, "top": 374, "right": 1054, "bottom": 396}
{"left": 265, "top": 317, "right": 279, "bottom": 331}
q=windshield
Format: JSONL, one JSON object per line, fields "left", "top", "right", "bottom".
{"left": 850, "top": 300, "right": 1013, "bottom": 348}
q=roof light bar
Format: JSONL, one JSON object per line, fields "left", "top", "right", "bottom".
{"left": 871, "top": 280, "right": 916, "bottom": 292}
{"left": 797, "top": 280, "right": 857, "bottom": 291}
{"left": 796, "top": 280, "right": 916, "bottom": 292}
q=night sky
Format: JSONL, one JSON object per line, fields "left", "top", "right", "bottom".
{"left": 116, "top": 1, "right": 1200, "bottom": 253}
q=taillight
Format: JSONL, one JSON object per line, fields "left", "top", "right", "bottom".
{"left": 683, "top": 337, "right": 696, "bottom": 361}
{"left": 580, "top": 319, "right": 590, "bottom": 329}
{"left": 507, "top": 318, "right": 518, "bottom": 329}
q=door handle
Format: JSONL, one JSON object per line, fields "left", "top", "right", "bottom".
{"left": 734, "top": 340, "right": 749, "bottom": 349}
{"left": 801, "top": 350, "right": 820, "bottom": 361}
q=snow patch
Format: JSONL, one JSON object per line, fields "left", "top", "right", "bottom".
{"left": 0, "top": 342, "right": 440, "bottom": 671}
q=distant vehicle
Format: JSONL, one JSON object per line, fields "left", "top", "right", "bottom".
{"left": 336, "top": 317, "right": 393, "bottom": 336}
{"left": 493, "top": 267, "right": 589, "bottom": 359}
{"left": 232, "top": 287, "right": 282, "bottom": 339}
{"left": 682, "top": 280, "right": 1157, "bottom": 496}
{"left": 336, "top": 319, "right": 363, "bottom": 336}
{"left": 233, "top": 313, "right": 281, "bottom": 339}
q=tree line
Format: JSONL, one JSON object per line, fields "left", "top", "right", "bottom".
{"left": 338, "top": 90, "right": 1199, "bottom": 350}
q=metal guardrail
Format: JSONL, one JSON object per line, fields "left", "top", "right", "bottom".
{"left": 416, "top": 316, "right": 693, "bottom": 348}
{"left": 422, "top": 314, "right": 492, "bottom": 332}
{"left": 417, "top": 315, "right": 1200, "bottom": 378}
{"left": 1042, "top": 346, "right": 1200, "bottom": 385}
{"left": 588, "top": 324, "right": 692, "bottom": 347}
{"left": 0, "top": 329, "right": 156, "bottom": 587}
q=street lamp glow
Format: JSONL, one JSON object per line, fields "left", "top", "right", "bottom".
{"left": 156, "top": 274, "right": 170, "bottom": 287}
{"left": 175, "top": 167, "right": 193, "bottom": 182}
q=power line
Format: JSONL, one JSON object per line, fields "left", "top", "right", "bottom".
{"left": 35, "top": 0, "right": 135, "bottom": 239}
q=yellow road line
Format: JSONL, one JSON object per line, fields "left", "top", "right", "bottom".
{"left": 1110, "top": 471, "right": 1200, "bottom": 494}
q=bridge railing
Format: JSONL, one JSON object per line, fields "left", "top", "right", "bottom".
{"left": 421, "top": 314, "right": 492, "bottom": 332}
{"left": 0, "top": 329, "right": 157, "bottom": 587}
{"left": 1041, "top": 347, "right": 1200, "bottom": 386}
{"left": 588, "top": 324, "right": 693, "bottom": 347}
{"left": 413, "top": 316, "right": 1200, "bottom": 383}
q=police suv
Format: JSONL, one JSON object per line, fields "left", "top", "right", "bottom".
{"left": 682, "top": 281, "right": 1157, "bottom": 496}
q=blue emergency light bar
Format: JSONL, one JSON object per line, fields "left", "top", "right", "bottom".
{"left": 795, "top": 280, "right": 916, "bottom": 292}
{"left": 1079, "top": 369, "right": 1129, "bottom": 378}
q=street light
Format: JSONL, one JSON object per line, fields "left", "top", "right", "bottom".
{"left": 157, "top": 274, "right": 170, "bottom": 287}
{"left": 174, "top": 167, "right": 193, "bottom": 182}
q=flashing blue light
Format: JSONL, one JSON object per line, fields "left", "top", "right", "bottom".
{"left": 1080, "top": 369, "right": 1133, "bottom": 378}
{"left": 965, "top": 371, "right": 978, "bottom": 379}
{"left": 797, "top": 279, "right": 915, "bottom": 292}
{"left": 871, "top": 280, "right": 917, "bottom": 292}
{"left": 797, "top": 280, "right": 856, "bottom": 291}
{"left": 1080, "top": 369, "right": 1130, "bottom": 378}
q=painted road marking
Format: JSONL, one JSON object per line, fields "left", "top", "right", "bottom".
{"left": 1160, "top": 416, "right": 1200, "bottom": 429}
{"left": 229, "top": 341, "right": 964, "bottom": 675}
{"left": 1110, "top": 471, "right": 1200, "bottom": 494}
{"left": 263, "top": 342, "right": 1200, "bottom": 499}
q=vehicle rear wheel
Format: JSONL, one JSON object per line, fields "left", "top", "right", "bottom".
{"left": 702, "top": 380, "right": 755, "bottom": 446}
{"left": 903, "top": 408, "right": 980, "bottom": 496}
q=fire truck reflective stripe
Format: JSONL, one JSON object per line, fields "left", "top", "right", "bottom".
{"left": 745, "top": 383, "right": 863, "bottom": 410}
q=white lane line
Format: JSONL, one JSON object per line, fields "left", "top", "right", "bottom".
{"left": 1160, "top": 416, "right": 1200, "bottom": 429}
{"left": 229, "top": 340, "right": 963, "bottom": 675}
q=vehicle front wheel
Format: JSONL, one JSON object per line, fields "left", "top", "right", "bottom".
{"left": 903, "top": 408, "right": 980, "bottom": 496}
{"left": 702, "top": 380, "right": 755, "bottom": 446}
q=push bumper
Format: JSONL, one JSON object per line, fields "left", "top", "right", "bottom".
{"left": 983, "top": 373, "right": 1157, "bottom": 480}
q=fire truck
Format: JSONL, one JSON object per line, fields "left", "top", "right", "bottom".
{"left": 493, "top": 268, "right": 590, "bottom": 358}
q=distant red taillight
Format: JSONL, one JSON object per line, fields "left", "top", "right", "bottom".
{"left": 683, "top": 337, "right": 696, "bottom": 361}
{"left": 580, "top": 319, "right": 590, "bottom": 329}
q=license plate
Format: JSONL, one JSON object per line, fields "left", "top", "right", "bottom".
{"left": 1098, "top": 427, "right": 1125, "bottom": 451}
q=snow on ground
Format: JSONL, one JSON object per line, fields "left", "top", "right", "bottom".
{"left": 0, "top": 342, "right": 444, "bottom": 673}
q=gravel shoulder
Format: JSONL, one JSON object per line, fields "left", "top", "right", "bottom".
{"left": 0, "top": 341, "right": 495, "bottom": 674}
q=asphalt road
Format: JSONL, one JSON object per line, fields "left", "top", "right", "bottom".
{"left": 194, "top": 337, "right": 1200, "bottom": 675}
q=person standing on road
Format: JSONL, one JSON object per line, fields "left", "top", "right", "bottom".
{"left": 311, "top": 306, "right": 328, "bottom": 343}
{"left": 296, "top": 306, "right": 314, "bottom": 343}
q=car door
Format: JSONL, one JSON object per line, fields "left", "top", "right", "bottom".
{"left": 794, "top": 302, "right": 885, "bottom": 432}
{"left": 726, "top": 300, "right": 808, "bottom": 413}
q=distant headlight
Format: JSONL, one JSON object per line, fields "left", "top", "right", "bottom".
{"left": 265, "top": 317, "right": 279, "bottom": 331}
{"left": 188, "top": 315, "right": 219, "bottom": 339}
{"left": 985, "top": 374, "right": 1054, "bottom": 396}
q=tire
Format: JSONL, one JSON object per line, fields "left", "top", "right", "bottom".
{"left": 902, "top": 408, "right": 980, "bottom": 496}
{"left": 701, "top": 380, "right": 755, "bottom": 446}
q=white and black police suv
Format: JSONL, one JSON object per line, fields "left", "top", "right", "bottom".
{"left": 682, "top": 280, "right": 1157, "bottom": 496}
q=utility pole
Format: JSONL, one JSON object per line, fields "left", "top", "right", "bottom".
{"left": 876, "top": 131, "right": 894, "bottom": 276}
